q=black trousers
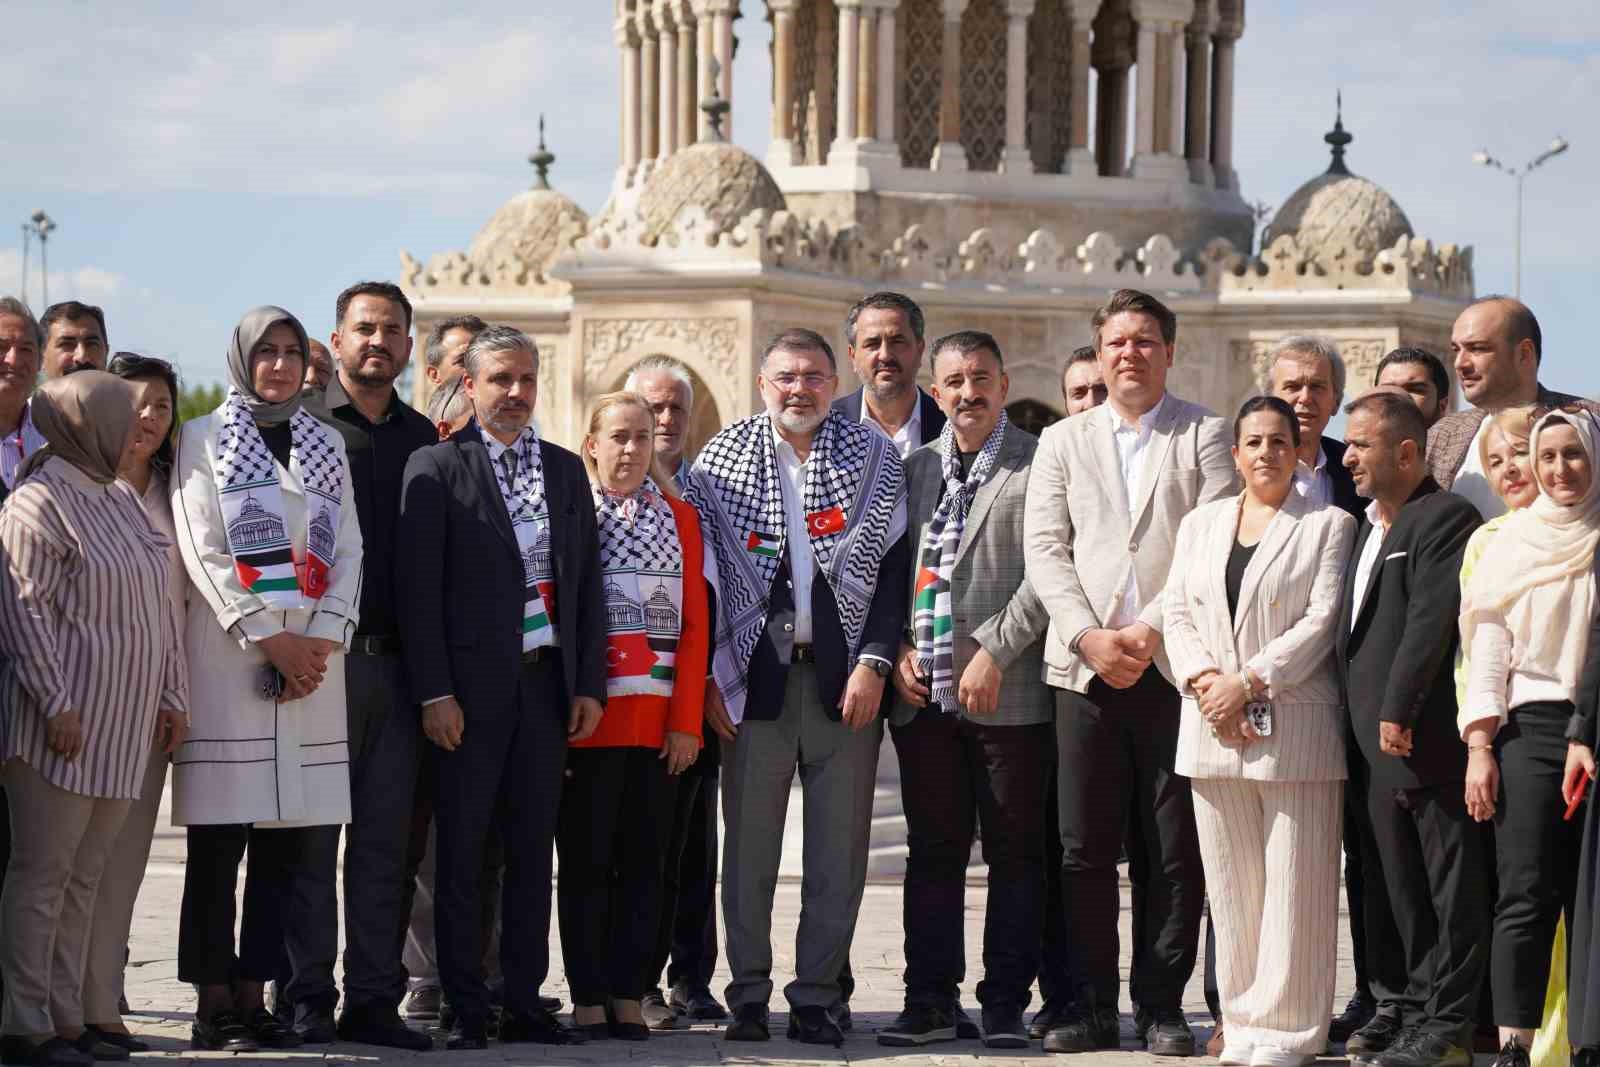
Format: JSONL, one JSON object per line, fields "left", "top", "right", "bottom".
{"left": 1491, "top": 702, "right": 1581, "bottom": 1028}
{"left": 649, "top": 745, "right": 720, "bottom": 992}
{"left": 342, "top": 651, "right": 424, "bottom": 1013}
{"left": 1364, "top": 777, "right": 1490, "bottom": 1040}
{"left": 179, "top": 823, "right": 341, "bottom": 1009}
{"left": 892, "top": 711, "right": 1053, "bottom": 1010}
{"left": 1054, "top": 667, "right": 1202, "bottom": 1012}
{"left": 556, "top": 747, "right": 674, "bottom": 1005}
{"left": 432, "top": 656, "right": 567, "bottom": 1026}
{"left": 1343, "top": 752, "right": 1374, "bottom": 1002}
{"left": 1039, "top": 768, "right": 1070, "bottom": 1006}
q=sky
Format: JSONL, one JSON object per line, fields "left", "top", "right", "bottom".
{"left": 4, "top": 1, "right": 1596, "bottom": 399}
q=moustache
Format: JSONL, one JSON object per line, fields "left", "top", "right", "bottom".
{"left": 872, "top": 361, "right": 904, "bottom": 374}
{"left": 955, "top": 400, "right": 988, "bottom": 413}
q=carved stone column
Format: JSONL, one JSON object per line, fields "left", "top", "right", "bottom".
{"left": 769, "top": 0, "right": 801, "bottom": 165}
{"left": 1092, "top": 5, "right": 1132, "bottom": 177}
{"left": 657, "top": 2, "right": 678, "bottom": 156}
{"left": 1151, "top": 23, "right": 1170, "bottom": 154}
{"left": 617, "top": 18, "right": 642, "bottom": 180}
{"left": 677, "top": 1, "right": 698, "bottom": 147}
{"left": 712, "top": 0, "right": 736, "bottom": 125}
{"left": 833, "top": 0, "right": 861, "bottom": 148}
{"left": 1184, "top": 8, "right": 1214, "bottom": 184}
{"left": 1064, "top": 0, "right": 1101, "bottom": 174}
{"left": 696, "top": 6, "right": 715, "bottom": 139}
{"left": 874, "top": 0, "right": 900, "bottom": 142}
{"left": 857, "top": 7, "right": 876, "bottom": 141}
{"left": 1165, "top": 20, "right": 1185, "bottom": 159}
{"left": 931, "top": 0, "right": 970, "bottom": 171}
{"left": 1130, "top": 0, "right": 1191, "bottom": 179}
{"left": 1000, "top": 0, "right": 1035, "bottom": 174}
{"left": 1210, "top": 19, "right": 1239, "bottom": 189}
{"left": 638, "top": 7, "right": 660, "bottom": 168}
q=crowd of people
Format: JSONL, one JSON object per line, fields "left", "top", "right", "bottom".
{"left": 0, "top": 281, "right": 1595, "bottom": 1067}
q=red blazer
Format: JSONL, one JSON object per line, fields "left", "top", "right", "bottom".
{"left": 573, "top": 495, "right": 708, "bottom": 750}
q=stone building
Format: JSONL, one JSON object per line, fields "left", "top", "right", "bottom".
{"left": 401, "top": 0, "right": 1473, "bottom": 452}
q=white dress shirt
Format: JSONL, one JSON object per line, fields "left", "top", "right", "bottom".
{"left": 1450, "top": 417, "right": 1505, "bottom": 521}
{"left": 1293, "top": 445, "right": 1334, "bottom": 509}
{"left": 1348, "top": 499, "right": 1387, "bottom": 630}
{"left": 773, "top": 427, "right": 816, "bottom": 643}
{"left": 1107, "top": 394, "right": 1167, "bottom": 628}
{"left": 860, "top": 395, "right": 921, "bottom": 459}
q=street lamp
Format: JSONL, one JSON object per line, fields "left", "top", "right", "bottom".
{"left": 1473, "top": 136, "right": 1569, "bottom": 298}
{"left": 20, "top": 210, "right": 56, "bottom": 309}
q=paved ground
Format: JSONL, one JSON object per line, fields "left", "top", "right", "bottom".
{"left": 118, "top": 742, "right": 1379, "bottom": 1066}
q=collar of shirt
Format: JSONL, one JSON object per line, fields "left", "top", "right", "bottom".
{"left": 1110, "top": 392, "right": 1167, "bottom": 441}
{"left": 1363, "top": 497, "right": 1387, "bottom": 533}
{"left": 484, "top": 425, "right": 534, "bottom": 467}
{"left": 326, "top": 375, "right": 399, "bottom": 427}
{"left": 860, "top": 393, "right": 921, "bottom": 452}
{"left": 771, "top": 423, "right": 808, "bottom": 474}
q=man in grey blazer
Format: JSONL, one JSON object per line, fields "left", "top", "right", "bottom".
{"left": 876, "top": 330, "right": 1051, "bottom": 1051}
{"left": 1024, "top": 289, "right": 1237, "bottom": 1055}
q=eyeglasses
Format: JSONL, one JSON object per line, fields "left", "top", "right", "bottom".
{"left": 766, "top": 372, "right": 834, "bottom": 391}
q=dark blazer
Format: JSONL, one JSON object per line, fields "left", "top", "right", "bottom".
{"left": 396, "top": 421, "right": 607, "bottom": 720}
{"left": 1337, "top": 477, "right": 1482, "bottom": 790}
{"left": 1567, "top": 609, "right": 1600, "bottom": 748}
{"left": 832, "top": 387, "right": 947, "bottom": 447}
{"left": 1320, "top": 436, "right": 1363, "bottom": 520}
{"left": 742, "top": 534, "right": 910, "bottom": 723}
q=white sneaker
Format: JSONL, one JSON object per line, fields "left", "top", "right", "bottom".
{"left": 1250, "top": 1047, "right": 1313, "bottom": 1067}
{"left": 1220, "top": 1044, "right": 1255, "bottom": 1065}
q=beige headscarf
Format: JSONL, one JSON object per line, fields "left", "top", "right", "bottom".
{"left": 15, "top": 371, "right": 138, "bottom": 485}
{"left": 1462, "top": 407, "right": 1600, "bottom": 689}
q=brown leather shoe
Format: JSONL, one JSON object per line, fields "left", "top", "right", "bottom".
{"left": 1207, "top": 1023, "right": 1227, "bottom": 1058}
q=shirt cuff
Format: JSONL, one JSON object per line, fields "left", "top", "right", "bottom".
{"left": 858, "top": 654, "right": 891, "bottom": 669}
{"left": 1068, "top": 626, "right": 1095, "bottom": 656}
{"left": 422, "top": 695, "right": 455, "bottom": 707}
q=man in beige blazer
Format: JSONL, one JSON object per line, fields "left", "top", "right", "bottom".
{"left": 1024, "top": 288, "right": 1237, "bottom": 1055}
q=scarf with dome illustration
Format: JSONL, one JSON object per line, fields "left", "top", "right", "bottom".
{"left": 594, "top": 476, "right": 684, "bottom": 699}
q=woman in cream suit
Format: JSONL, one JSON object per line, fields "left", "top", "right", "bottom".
{"left": 1163, "top": 396, "right": 1356, "bottom": 1067}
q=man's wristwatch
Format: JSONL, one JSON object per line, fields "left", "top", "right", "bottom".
{"left": 859, "top": 657, "right": 892, "bottom": 678}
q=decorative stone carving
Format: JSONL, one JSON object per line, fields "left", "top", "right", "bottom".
{"left": 957, "top": 227, "right": 1011, "bottom": 278}
{"left": 1076, "top": 231, "right": 1125, "bottom": 275}
{"left": 1135, "top": 233, "right": 1187, "bottom": 286}
{"left": 1018, "top": 228, "right": 1066, "bottom": 274}
{"left": 467, "top": 189, "right": 591, "bottom": 282}
{"left": 581, "top": 317, "right": 741, "bottom": 396}
{"left": 1262, "top": 170, "right": 1414, "bottom": 266}
{"left": 633, "top": 142, "right": 787, "bottom": 245}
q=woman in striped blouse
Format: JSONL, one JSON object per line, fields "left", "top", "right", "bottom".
{"left": 0, "top": 371, "right": 188, "bottom": 1067}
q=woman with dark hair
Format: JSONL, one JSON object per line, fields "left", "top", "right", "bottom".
{"left": 170, "top": 308, "right": 363, "bottom": 1052}
{"left": 0, "top": 372, "right": 188, "bottom": 1067}
{"left": 71, "top": 354, "right": 190, "bottom": 1050}
{"left": 1162, "top": 395, "right": 1355, "bottom": 1067}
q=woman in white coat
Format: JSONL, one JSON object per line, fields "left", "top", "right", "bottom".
{"left": 1163, "top": 396, "right": 1356, "bottom": 1067}
{"left": 169, "top": 306, "right": 363, "bottom": 1053}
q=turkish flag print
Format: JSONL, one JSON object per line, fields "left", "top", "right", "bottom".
{"left": 807, "top": 506, "right": 846, "bottom": 537}
{"left": 605, "top": 632, "right": 659, "bottom": 678}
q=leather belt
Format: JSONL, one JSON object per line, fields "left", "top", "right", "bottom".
{"left": 522, "top": 648, "right": 555, "bottom": 665}
{"left": 791, "top": 643, "right": 816, "bottom": 664}
{"left": 349, "top": 635, "right": 399, "bottom": 656}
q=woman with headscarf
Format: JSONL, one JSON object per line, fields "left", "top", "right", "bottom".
{"left": 0, "top": 371, "right": 188, "bottom": 1067}
{"left": 1459, "top": 407, "right": 1600, "bottom": 1067}
{"left": 557, "top": 392, "right": 707, "bottom": 1041}
{"left": 170, "top": 308, "right": 363, "bottom": 1053}
{"left": 70, "top": 355, "right": 191, "bottom": 1052}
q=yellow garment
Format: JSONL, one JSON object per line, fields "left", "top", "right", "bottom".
{"left": 1532, "top": 915, "right": 1570, "bottom": 1067}
{"left": 1455, "top": 514, "right": 1512, "bottom": 710}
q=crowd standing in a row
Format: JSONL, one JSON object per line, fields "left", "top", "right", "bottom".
{"left": 0, "top": 283, "right": 1596, "bottom": 1067}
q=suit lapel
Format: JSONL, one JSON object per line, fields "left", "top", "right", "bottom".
{"left": 1232, "top": 496, "right": 1302, "bottom": 638}
{"left": 955, "top": 426, "right": 1020, "bottom": 564}
{"left": 1349, "top": 521, "right": 1390, "bottom": 642}
{"left": 460, "top": 426, "right": 520, "bottom": 557}
{"left": 1130, "top": 397, "right": 1180, "bottom": 532}
{"left": 1206, "top": 495, "right": 1240, "bottom": 647}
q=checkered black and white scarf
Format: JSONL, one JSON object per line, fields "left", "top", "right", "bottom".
{"left": 914, "top": 413, "right": 1008, "bottom": 712}
{"left": 215, "top": 388, "right": 345, "bottom": 606}
{"left": 594, "top": 477, "right": 684, "bottom": 699}
{"left": 686, "top": 410, "right": 906, "bottom": 723}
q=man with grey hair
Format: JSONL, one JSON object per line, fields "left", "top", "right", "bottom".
{"left": 423, "top": 315, "right": 487, "bottom": 389}
{"left": 424, "top": 375, "right": 473, "bottom": 439}
{"left": 685, "top": 328, "right": 908, "bottom": 1047}
{"left": 1267, "top": 334, "right": 1362, "bottom": 519}
{"left": 625, "top": 357, "right": 696, "bottom": 489}
{"left": 398, "top": 325, "right": 606, "bottom": 1049}
{"left": 833, "top": 291, "right": 946, "bottom": 457}
{"left": 0, "top": 297, "right": 46, "bottom": 499}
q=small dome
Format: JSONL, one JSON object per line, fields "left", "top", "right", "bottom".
{"left": 1262, "top": 102, "right": 1413, "bottom": 260}
{"left": 466, "top": 120, "right": 589, "bottom": 279}
{"left": 636, "top": 141, "right": 786, "bottom": 244}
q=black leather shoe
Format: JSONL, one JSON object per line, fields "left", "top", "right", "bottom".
{"left": 670, "top": 980, "right": 728, "bottom": 1021}
{"left": 609, "top": 1021, "right": 650, "bottom": 1041}
{"left": 829, "top": 1000, "right": 854, "bottom": 1032}
{"left": 1346, "top": 1012, "right": 1406, "bottom": 1058}
{"left": 878, "top": 1003, "right": 957, "bottom": 1047}
{"left": 498, "top": 1008, "right": 587, "bottom": 1045}
{"left": 787, "top": 1005, "right": 845, "bottom": 1047}
{"left": 251, "top": 1007, "right": 304, "bottom": 1048}
{"left": 337, "top": 1005, "right": 433, "bottom": 1050}
{"left": 445, "top": 1020, "right": 488, "bottom": 1051}
{"left": 539, "top": 996, "right": 561, "bottom": 1013}
{"left": 980, "top": 1004, "right": 1030, "bottom": 1049}
{"left": 66, "top": 1035, "right": 123, "bottom": 1063}
{"left": 1030, "top": 998, "right": 1071, "bottom": 1040}
{"left": 1329, "top": 993, "right": 1378, "bottom": 1043}
{"left": 724, "top": 1003, "right": 770, "bottom": 1042}
{"left": 77, "top": 1031, "right": 145, "bottom": 1056}
{"left": 1138, "top": 1009, "right": 1196, "bottom": 1056}
{"left": 190, "top": 1010, "right": 259, "bottom": 1053}
{"left": 1490, "top": 1036, "right": 1532, "bottom": 1067}
{"left": 1043, "top": 1005, "right": 1121, "bottom": 1053}
{"left": 953, "top": 1004, "right": 979, "bottom": 1039}
{"left": 1376, "top": 1031, "right": 1470, "bottom": 1067}
{"left": 1, "top": 1037, "right": 93, "bottom": 1067}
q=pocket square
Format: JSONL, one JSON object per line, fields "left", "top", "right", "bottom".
{"left": 1384, "top": 551, "right": 1407, "bottom": 561}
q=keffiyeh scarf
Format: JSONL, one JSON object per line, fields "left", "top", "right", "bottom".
{"left": 914, "top": 413, "right": 1008, "bottom": 712}
{"left": 491, "top": 426, "right": 559, "bottom": 651}
{"left": 215, "top": 388, "right": 344, "bottom": 604}
{"left": 686, "top": 410, "right": 906, "bottom": 723}
{"left": 595, "top": 477, "right": 684, "bottom": 699}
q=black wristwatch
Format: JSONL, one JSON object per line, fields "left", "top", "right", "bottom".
{"left": 859, "top": 656, "right": 892, "bottom": 678}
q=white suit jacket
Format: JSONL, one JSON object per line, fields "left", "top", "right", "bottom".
{"left": 1023, "top": 393, "right": 1237, "bottom": 693}
{"left": 1164, "top": 491, "right": 1356, "bottom": 781}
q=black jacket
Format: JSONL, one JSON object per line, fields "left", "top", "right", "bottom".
{"left": 1337, "top": 478, "right": 1482, "bottom": 790}
{"left": 396, "top": 421, "right": 607, "bottom": 719}
{"left": 831, "top": 388, "right": 946, "bottom": 447}
{"left": 1320, "top": 436, "right": 1363, "bottom": 520}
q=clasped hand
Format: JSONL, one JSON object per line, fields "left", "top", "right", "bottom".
{"left": 1191, "top": 669, "right": 1257, "bottom": 747}
{"left": 259, "top": 632, "right": 340, "bottom": 701}
{"left": 1081, "top": 623, "right": 1160, "bottom": 690}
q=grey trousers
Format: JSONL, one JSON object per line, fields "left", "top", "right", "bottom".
{"left": 0, "top": 759, "right": 132, "bottom": 1037}
{"left": 342, "top": 652, "right": 424, "bottom": 1012}
{"left": 721, "top": 664, "right": 882, "bottom": 1011}
{"left": 83, "top": 746, "right": 167, "bottom": 1022}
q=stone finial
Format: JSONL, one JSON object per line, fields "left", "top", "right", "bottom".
{"left": 701, "top": 56, "right": 731, "bottom": 141}
{"left": 529, "top": 115, "right": 555, "bottom": 190}
{"left": 1324, "top": 91, "right": 1352, "bottom": 177}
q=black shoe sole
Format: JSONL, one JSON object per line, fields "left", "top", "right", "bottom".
{"left": 724, "top": 1025, "right": 770, "bottom": 1042}
{"left": 983, "top": 1031, "right": 1032, "bottom": 1049}
{"left": 877, "top": 1027, "right": 957, "bottom": 1047}
{"left": 1044, "top": 1031, "right": 1121, "bottom": 1054}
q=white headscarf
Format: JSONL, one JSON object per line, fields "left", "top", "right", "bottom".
{"left": 1462, "top": 408, "right": 1600, "bottom": 689}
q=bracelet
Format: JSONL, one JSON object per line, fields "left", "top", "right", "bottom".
{"left": 1466, "top": 743, "right": 1494, "bottom": 753}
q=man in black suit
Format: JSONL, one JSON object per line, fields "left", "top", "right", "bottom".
{"left": 1337, "top": 389, "right": 1486, "bottom": 1067}
{"left": 397, "top": 325, "right": 606, "bottom": 1050}
{"left": 685, "top": 328, "right": 908, "bottom": 1048}
{"left": 832, "top": 291, "right": 946, "bottom": 458}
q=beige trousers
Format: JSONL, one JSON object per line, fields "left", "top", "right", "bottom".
{"left": 1191, "top": 777, "right": 1342, "bottom": 1055}
{"left": 0, "top": 759, "right": 132, "bottom": 1037}
{"left": 82, "top": 747, "right": 167, "bottom": 1023}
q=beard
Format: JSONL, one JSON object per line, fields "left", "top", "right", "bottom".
{"left": 347, "top": 360, "right": 398, "bottom": 387}
{"left": 864, "top": 371, "right": 910, "bottom": 404}
{"left": 483, "top": 400, "right": 531, "bottom": 435}
{"left": 772, "top": 403, "right": 826, "bottom": 435}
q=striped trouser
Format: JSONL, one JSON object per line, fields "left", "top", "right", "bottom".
{"left": 1191, "top": 778, "right": 1343, "bottom": 1054}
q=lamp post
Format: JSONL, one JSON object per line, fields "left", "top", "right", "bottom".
{"left": 1473, "top": 137, "right": 1569, "bottom": 298}
{"left": 20, "top": 210, "right": 56, "bottom": 308}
